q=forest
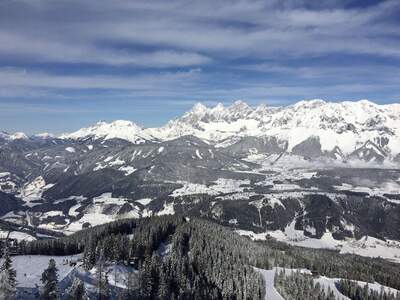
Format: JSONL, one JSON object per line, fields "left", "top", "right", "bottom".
{"left": 0, "top": 215, "right": 399, "bottom": 299}
{"left": 337, "top": 279, "right": 400, "bottom": 300}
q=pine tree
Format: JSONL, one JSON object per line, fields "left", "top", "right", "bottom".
{"left": 95, "top": 250, "right": 110, "bottom": 300}
{"left": 126, "top": 271, "right": 137, "bottom": 298}
{"left": 0, "top": 244, "right": 17, "bottom": 300}
{"left": 65, "top": 277, "right": 88, "bottom": 300}
{"left": 40, "top": 259, "right": 59, "bottom": 300}
{"left": 157, "top": 267, "right": 170, "bottom": 299}
{"left": 83, "top": 236, "right": 96, "bottom": 270}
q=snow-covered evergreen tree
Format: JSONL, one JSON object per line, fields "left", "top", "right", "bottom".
{"left": 126, "top": 271, "right": 137, "bottom": 298}
{"left": 65, "top": 277, "right": 88, "bottom": 300}
{"left": 0, "top": 244, "right": 16, "bottom": 300}
{"left": 0, "top": 271, "right": 16, "bottom": 300}
{"left": 83, "top": 236, "right": 96, "bottom": 270}
{"left": 39, "top": 258, "right": 59, "bottom": 300}
{"left": 95, "top": 250, "right": 110, "bottom": 300}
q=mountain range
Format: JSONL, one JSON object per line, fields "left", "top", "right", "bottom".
{"left": 1, "top": 99, "right": 400, "bottom": 263}
{"left": 11, "top": 99, "right": 396, "bottom": 164}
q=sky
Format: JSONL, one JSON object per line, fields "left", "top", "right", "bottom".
{"left": 1, "top": 0, "right": 400, "bottom": 134}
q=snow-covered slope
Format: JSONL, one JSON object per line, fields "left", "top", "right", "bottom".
{"left": 6, "top": 99, "right": 400, "bottom": 161}
{"left": 0, "top": 131, "right": 28, "bottom": 141}
{"left": 149, "top": 99, "right": 400, "bottom": 157}
{"left": 33, "top": 132, "right": 54, "bottom": 139}
{"left": 147, "top": 100, "right": 265, "bottom": 142}
{"left": 60, "top": 120, "right": 154, "bottom": 144}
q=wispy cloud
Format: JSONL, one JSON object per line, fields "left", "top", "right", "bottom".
{"left": 1, "top": 0, "right": 400, "bottom": 65}
{"left": 0, "top": 67, "right": 202, "bottom": 90}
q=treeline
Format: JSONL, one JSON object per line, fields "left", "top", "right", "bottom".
{"left": 18, "top": 218, "right": 139, "bottom": 255}
{"left": 257, "top": 239, "right": 400, "bottom": 291}
{"left": 274, "top": 269, "right": 335, "bottom": 300}
{"left": 337, "top": 279, "right": 400, "bottom": 300}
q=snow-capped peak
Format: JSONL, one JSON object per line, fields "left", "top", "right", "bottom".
{"left": 230, "top": 100, "right": 251, "bottom": 110}
{"left": 61, "top": 120, "right": 153, "bottom": 144}
{"left": 0, "top": 131, "right": 29, "bottom": 141}
{"left": 212, "top": 103, "right": 225, "bottom": 112}
{"left": 191, "top": 102, "right": 208, "bottom": 114}
{"left": 11, "top": 132, "right": 28, "bottom": 140}
{"left": 55, "top": 99, "right": 400, "bottom": 158}
{"left": 293, "top": 99, "right": 326, "bottom": 108}
{"left": 149, "top": 99, "right": 400, "bottom": 156}
{"left": 34, "top": 132, "right": 54, "bottom": 139}
{"left": 225, "top": 100, "right": 253, "bottom": 119}
{"left": 178, "top": 100, "right": 254, "bottom": 124}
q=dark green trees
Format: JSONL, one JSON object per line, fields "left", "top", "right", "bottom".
{"left": 337, "top": 279, "right": 400, "bottom": 300}
{"left": 0, "top": 244, "right": 16, "bottom": 300}
{"left": 65, "top": 277, "right": 88, "bottom": 300}
{"left": 39, "top": 259, "right": 59, "bottom": 300}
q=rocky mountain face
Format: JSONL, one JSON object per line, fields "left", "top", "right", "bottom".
{"left": 158, "top": 100, "right": 400, "bottom": 162}
{"left": 55, "top": 99, "right": 400, "bottom": 164}
{"left": 1, "top": 99, "right": 400, "bottom": 257}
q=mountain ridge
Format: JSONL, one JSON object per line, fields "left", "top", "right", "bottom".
{"left": 1, "top": 100, "right": 400, "bottom": 258}
{"left": 3, "top": 99, "right": 400, "bottom": 163}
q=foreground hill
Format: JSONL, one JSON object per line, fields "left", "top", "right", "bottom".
{"left": 6, "top": 216, "right": 400, "bottom": 299}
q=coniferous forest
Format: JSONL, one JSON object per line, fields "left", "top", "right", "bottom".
{"left": 1, "top": 215, "right": 400, "bottom": 299}
{"left": 274, "top": 269, "right": 336, "bottom": 300}
{"left": 337, "top": 279, "right": 400, "bottom": 300}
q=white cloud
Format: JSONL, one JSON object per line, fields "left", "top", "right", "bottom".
{"left": 0, "top": 68, "right": 202, "bottom": 90}
{"left": 0, "top": 0, "right": 399, "bottom": 109}
{"left": 0, "top": 31, "right": 210, "bottom": 67}
{"left": 0, "top": 0, "right": 399, "bottom": 66}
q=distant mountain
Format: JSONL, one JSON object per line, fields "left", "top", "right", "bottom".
{"left": 0, "top": 131, "right": 29, "bottom": 141}
{"left": 55, "top": 99, "right": 400, "bottom": 163}
{"left": 6, "top": 99, "right": 400, "bottom": 163}
{"left": 60, "top": 120, "right": 155, "bottom": 144}
{"left": 149, "top": 99, "right": 400, "bottom": 162}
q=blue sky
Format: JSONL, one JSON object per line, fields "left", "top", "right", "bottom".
{"left": 1, "top": 0, "right": 400, "bottom": 134}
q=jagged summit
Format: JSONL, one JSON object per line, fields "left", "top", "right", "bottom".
{"left": 148, "top": 99, "right": 400, "bottom": 158}
{"left": 178, "top": 100, "right": 253, "bottom": 123}
{"left": 5, "top": 99, "right": 400, "bottom": 161}
{"left": 165, "top": 98, "right": 397, "bottom": 131}
{"left": 190, "top": 102, "right": 208, "bottom": 114}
